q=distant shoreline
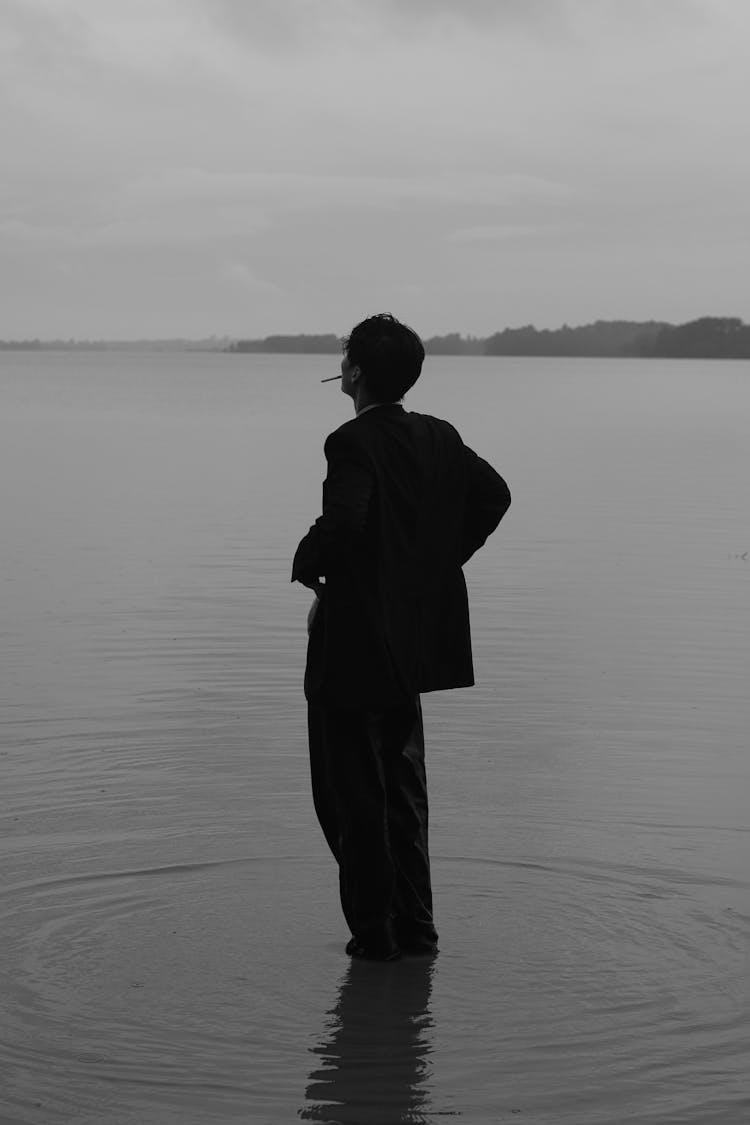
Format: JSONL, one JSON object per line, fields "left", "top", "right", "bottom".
{"left": 2, "top": 317, "right": 750, "bottom": 359}
{"left": 0, "top": 339, "right": 230, "bottom": 354}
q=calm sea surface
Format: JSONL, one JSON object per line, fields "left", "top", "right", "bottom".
{"left": 1, "top": 350, "right": 749, "bottom": 1124}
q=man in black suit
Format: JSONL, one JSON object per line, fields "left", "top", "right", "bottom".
{"left": 292, "top": 314, "right": 510, "bottom": 960}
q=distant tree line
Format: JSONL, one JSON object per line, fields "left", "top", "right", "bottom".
{"left": 646, "top": 317, "right": 750, "bottom": 359}
{"left": 421, "top": 333, "right": 485, "bottom": 356}
{"left": 228, "top": 332, "right": 485, "bottom": 355}
{"left": 484, "top": 320, "right": 668, "bottom": 356}
{"left": 226, "top": 318, "right": 750, "bottom": 359}
{"left": 0, "top": 337, "right": 231, "bottom": 351}
{"left": 228, "top": 334, "right": 341, "bottom": 354}
{"left": 4, "top": 318, "right": 750, "bottom": 358}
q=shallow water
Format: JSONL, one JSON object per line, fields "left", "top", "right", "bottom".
{"left": 1, "top": 351, "right": 749, "bottom": 1123}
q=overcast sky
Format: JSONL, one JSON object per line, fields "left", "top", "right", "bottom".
{"left": 2, "top": 0, "right": 749, "bottom": 338}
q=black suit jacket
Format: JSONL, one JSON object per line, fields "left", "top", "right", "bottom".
{"left": 292, "top": 404, "right": 510, "bottom": 708}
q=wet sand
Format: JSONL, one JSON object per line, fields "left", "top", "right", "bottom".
{"left": 1, "top": 352, "right": 749, "bottom": 1123}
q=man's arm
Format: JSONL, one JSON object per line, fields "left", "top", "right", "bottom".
{"left": 291, "top": 431, "right": 375, "bottom": 589}
{"left": 460, "top": 446, "right": 511, "bottom": 566}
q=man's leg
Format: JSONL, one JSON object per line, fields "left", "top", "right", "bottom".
{"left": 380, "top": 698, "right": 439, "bottom": 952}
{"left": 319, "top": 707, "right": 399, "bottom": 958}
{"left": 307, "top": 703, "right": 341, "bottom": 862}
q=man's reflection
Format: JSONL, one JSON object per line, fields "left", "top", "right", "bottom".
{"left": 300, "top": 956, "right": 436, "bottom": 1123}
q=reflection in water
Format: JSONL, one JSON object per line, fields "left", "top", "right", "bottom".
{"left": 301, "top": 957, "right": 436, "bottom": 1123}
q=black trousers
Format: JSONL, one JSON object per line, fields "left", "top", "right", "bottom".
{"left": 307, "top": 697, "right": 438, "bottom": 951}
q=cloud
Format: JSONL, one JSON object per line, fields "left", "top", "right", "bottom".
{"left": 220, "top": 262, "right": 280, "bottom": 293}
{"left": 0, "top": 218, "right": 72, "bottom": 245}
{"left": 194, "top": 0, "right": 576, "bottom": 52}
{"left": 449, "top": 224, "right": 565, "bottom": 243}
{"left": 121, "top": 167, "right": 575, "bottom": 213}
{"left": 0, "top": 189, "right": 268, "bottom": 249}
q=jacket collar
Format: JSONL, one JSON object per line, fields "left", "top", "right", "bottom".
{"left": 355, "top": 402, "right": 404, "bottom": 418}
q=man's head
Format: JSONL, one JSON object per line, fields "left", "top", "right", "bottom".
{"left": 341, "top": 313, "right": 424, "bottom": 403}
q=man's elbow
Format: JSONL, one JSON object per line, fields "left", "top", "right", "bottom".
{"left": 491, "top": 479, "right": 511, "bottom": 525}
{"left": 499, "top": 480, "right": 511, "bottom": 519}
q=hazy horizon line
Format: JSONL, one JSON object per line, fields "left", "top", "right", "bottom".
{"left": 3, "top": 312, "right": 748, "bottom": 347}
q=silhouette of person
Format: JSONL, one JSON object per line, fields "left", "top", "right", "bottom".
{"left": 293, "top": 314, "right": 510, "bottom": 960}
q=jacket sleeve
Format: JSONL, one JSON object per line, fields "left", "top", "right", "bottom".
{"left": 291, "top": 430, "right": 375, "bottom": 587}
{"left": 460, "top": 446, "right": 511, "bottom": 565}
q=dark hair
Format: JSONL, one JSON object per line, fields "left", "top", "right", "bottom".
{"left": 342, "top": 313, "right": 424, "bottom": 400}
